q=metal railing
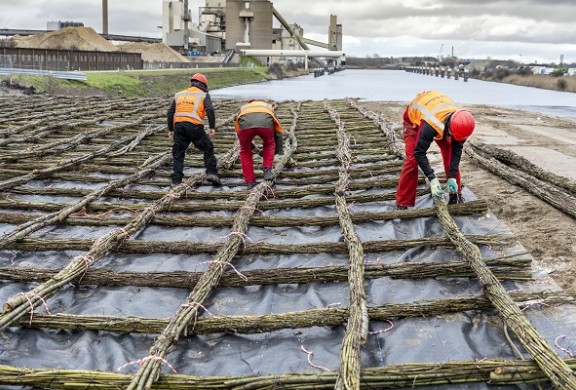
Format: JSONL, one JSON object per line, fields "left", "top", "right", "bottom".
{"left": 0, "top": 67, "right": 87, "bottom": 81}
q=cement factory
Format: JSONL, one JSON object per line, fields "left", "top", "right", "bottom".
{"left": 0, "top": 0, "right": 345, "bottom": 72}
{"left": 160, "top": 0, "right": 345, "bottom": 68}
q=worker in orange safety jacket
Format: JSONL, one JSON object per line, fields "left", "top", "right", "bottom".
{"left": 167, "top": 73, "right": 221, "bottom": 187}
{"left": 234, "top": 100, "right": 283, "bottom": 188}
{"left": 396, "top": 90, "right": 475, "bottom": 208}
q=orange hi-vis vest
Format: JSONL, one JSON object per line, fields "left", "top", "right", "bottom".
{"left": 173, "top": 86, "right": 207, "bottom": 126}
{"left": 234, "top": 100, "right": 283, "bottom": 133}
{"left": 406, "top": 90, "right": 460, "bottom": 140}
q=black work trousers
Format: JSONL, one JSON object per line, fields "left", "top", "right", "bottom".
{"left": 171, "top": 122, "right": 218, "bottom": 184}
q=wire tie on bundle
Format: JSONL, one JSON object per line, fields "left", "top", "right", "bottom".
{"left": 262, "top": 183, "right": 276, "bottom": 200}
{"left": 117, "top": 355, "right": 178, "bottom": 373}
{"left": 113, "top": 227, "right": 130, "bottom": 237}
{"left": 182, "top": 302, "right": 215, "bottom": 318}
{"left": 76, "top": 255, "right": 95, "bottom": 285}
{"left": 182, "top": 183, "right": 197, "bottom": 197}
{"left": 197, "top": 260, "right": 248, "bottom": 281}
{"left": 17, "top": 292, "right": 52, "bottom": 327}
{"left": 224, "top": 231, "right": 250, "bottom": 245}
{"left": 181, "top": 302, "right": 216, "bottom": 336}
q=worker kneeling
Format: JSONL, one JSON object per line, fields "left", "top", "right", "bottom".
{"left": 235, "top": 100, "right": 283, "bottom": 189}
{"left": 396, "top": 90, "right": 475, "bottom": 208}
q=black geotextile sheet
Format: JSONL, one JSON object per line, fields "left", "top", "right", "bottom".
{"left": 1, "top": 178, "right": 576, "bottom": 390}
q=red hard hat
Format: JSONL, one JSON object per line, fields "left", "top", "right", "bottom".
{"left": 450, "top": 110, "right": 475, "bottom": 141}
{"left": 191, "top": 73, "right": 208, "bottom": 87}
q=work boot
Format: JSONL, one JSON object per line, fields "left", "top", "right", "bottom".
{"left": 263, "top": 168, "right": 275, "bottom": 181}
{"left": 448, "top": 194, "right": 465, "bottom": 204}
{"left": 169, "top": 177, "right": 181, "bottom": 188}
{"left": 206, "top": 173, "right": 222, "bottom": 187}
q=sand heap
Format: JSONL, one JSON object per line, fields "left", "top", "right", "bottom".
{"left": 10, "top": 26, "right": 118, "bottom": 52}
{"left": 8, "top": 27, "right": 190, "bottom": 64}
{"left": 117, "top": 42, "right": 189, "bottom": 63}
{"left": 11, "top": 27, "right": 189, "bottom": 62}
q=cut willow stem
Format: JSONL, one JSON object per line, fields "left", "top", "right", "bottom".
{"left": 466, "top": 143, "right": 576, "bottom": 219}
{"left": 476, "top": 142, "right": 576, "bottom": 195}
{"left": 0, "top": 151, "right": 172, "bottom": 248}
{"left": 3, "top": 177, "right": 424, "bottom": 204}
{"left": 125, "top": 104, "right": 300, "bottom": 390}
{"left": 2, "top": 234, "right": 511, "bottom": 255}
{"left": 0, "top": 199, "right": 488, "bottom": 228}
{"left": 435, "top": 198, "right": 576, "bottom": 388}
{"left": 0, "top": 255, "right": 532, "bottom": 289}
{"left": 325, "top": 99, "right": 367, "bottom": 390}
{"left": 13, "top": 291, "right": 570, "bottom": 336}
{"left": 0, "top": 114, "right": 164, "bottom": 191}
{"left": 0, "top": 175, "right": 208, "bottom": 327}
{"left": 1, "top": 358, "right": 576, "bottom": 389}
{"left": 0, "top": 190, "right": 424, "bottom": 213}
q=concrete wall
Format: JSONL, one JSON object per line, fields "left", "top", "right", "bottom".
{"left": 206, "top": 0, "right": 225, "bottom": 7}
{"left": 162, "top": 1, "right": 185, "bottom": 42}
{"left": 226, "top": 0, "right": 273, "bottom": 51}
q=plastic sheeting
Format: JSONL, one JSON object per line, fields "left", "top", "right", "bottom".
{"left": 0, "top": 92, "right": 574, "bottom": 389}
{"left": 1, "top": 182, "right": 576, "bottom": 390}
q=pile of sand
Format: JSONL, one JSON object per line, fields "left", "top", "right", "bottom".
{"left": 10, "top": 27, "right": 118, "bottom": 52}
{"left": 117, "top": 42, "right": 189, "bottom": 63}
{"left": 7, "top": 26, "right": 190, "bottom": 64}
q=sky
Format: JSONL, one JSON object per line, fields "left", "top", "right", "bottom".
{"left": 1, "top": 0, "right": 575, "bottom": 64}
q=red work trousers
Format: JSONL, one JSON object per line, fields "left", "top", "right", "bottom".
{"left": 237, "top": 127, "right": 275, "bottom": 183}
{"left": 396, "top": 124, "right": 462, "bottom": 207}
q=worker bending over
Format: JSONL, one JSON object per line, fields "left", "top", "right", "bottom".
{"left": 396, "top": 90, "right": 475, "bottom": 208}
{"left": 234, "top": 100, "right": 283, "bottom": 188}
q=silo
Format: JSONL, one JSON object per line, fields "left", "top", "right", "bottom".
{"left": 226, "top": 0, "right": 273, "bottom": 50}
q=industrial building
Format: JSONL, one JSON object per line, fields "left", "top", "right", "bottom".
{"left": 0, "top": 0, "right": 344, "bottom": 69}
{"left": 161, "top": 0, "right": 344, "bottom": 67}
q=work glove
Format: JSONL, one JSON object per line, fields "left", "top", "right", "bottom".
{"left": 446, "top": 178, "right": 458, "bottom": 194}
{"left": 429, "top": 178, "right": 444, "bottom": 200}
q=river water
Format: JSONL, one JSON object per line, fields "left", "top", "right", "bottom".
{"left": 211, "top": 69, "right": 576, "bottom": 119}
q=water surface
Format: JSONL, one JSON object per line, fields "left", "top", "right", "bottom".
{"left": 212, "top": 69, "right": 576, "bottom": 118}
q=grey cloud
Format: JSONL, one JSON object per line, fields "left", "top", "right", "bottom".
{"left": 275, "top": 1, "right": 576, "bottom": 45}
{"left": 1, "top": 0, "right": 575, "bottom": 62}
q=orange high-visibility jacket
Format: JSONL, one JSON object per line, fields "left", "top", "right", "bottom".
{"left": 234, "top": 100, "right": 283, "bottom": 133}
{"left": 405, "top": 90, "right": 460, "bottom": 140}
{"left": 173, "top": 86, "right": 207, "bottom": 126}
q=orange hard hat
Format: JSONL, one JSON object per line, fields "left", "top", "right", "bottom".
{"left": 191, "top": 73, "right": 208, "bottom": 87}
{"left": 450, "top": 110, "right": 475, "bottom": 141}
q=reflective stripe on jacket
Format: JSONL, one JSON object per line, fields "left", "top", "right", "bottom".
{"left": 234, "top": 101, "right": 283, "bottom": 133}
{"left": 173, "top": 87, "right": 207, "bottom": 126}
{"left": 406, "top": 90, "right": 459, "bottom": 140}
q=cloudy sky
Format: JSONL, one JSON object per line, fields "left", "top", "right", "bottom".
{"left": 1, "top": 0, "right": 575, "bottom": 64}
